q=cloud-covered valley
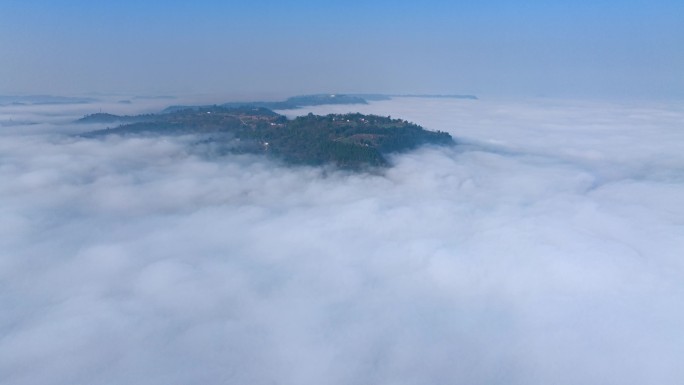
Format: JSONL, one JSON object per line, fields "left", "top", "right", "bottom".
{"left": 1, "top": 97, "right": 683, "bottom": 385}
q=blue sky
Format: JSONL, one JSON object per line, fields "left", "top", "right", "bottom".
{"left": 1, "top": 0, "right": 682, "bottom": 98}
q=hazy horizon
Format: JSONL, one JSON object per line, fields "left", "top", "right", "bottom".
{"left": 2, "top": 0, "right": 683, "bottom": 99}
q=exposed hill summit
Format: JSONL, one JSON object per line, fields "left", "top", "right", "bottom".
{"left": 81, "top": 106, "right": 455, "bottom": 169}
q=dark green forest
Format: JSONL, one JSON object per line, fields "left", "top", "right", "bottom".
{"left": 81, "top": 107, "right": 454, "bottom": 169}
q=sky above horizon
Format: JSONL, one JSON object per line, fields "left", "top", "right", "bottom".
{"left": 1, "top": 0, "right": 683, "bottom": 99}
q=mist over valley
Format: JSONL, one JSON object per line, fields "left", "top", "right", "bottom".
{"left": 2, "top": 95, "right": 683, "bottom": 384}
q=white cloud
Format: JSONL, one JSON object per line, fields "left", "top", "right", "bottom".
{"left": 1, "top": 98, "right": 684, "bottom": 384}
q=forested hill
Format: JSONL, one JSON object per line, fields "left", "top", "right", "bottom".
{"left": 80, "top": 107, "right": 454, "bottom": 169}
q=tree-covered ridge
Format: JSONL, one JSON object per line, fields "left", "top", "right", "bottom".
{"left": 77, "top": 112, "right": 156, "bottom": 124}
{"left": 255, "top": 113, "right": 453, "bottom": 167}
{"left": 81, "top": 107, "right": 454, "bottom": 169}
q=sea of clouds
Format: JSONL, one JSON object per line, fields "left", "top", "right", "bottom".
{"left": 1, "top": 96, "right": 683, "bottom": 385}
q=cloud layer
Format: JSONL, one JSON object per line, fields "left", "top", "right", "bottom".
{"left": 1, "top": 97, "right": 684, "bottom": 385}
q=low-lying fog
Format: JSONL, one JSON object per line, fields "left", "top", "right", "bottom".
{"left": 2, "top": 96, "right": 683, "bottom": 385}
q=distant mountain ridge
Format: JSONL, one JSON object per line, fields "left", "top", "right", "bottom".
{"left": 162, "top": 94, "right": 368, "bottom": 113}
{"left": 0, "top": 95, "right": 98, "bottom": 105}
{"left": 162, "top": 93, "right": 477, "bottom": 113}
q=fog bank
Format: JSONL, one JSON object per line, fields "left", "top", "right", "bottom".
{"left": 1, "top": 97, "right": 684, "bottom": 384}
